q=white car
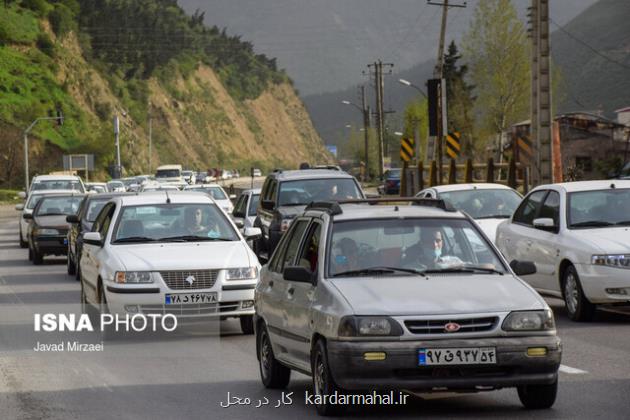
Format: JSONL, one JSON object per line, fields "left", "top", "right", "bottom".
{"left": 107, "top": 180, "right": 126, "bottom": 193}
{"left": 16, "top": 189, "right": 76, "bottom": 248}
{"left": 141, "top": 183, "right": 180, "bottom": 192}
{"left": 416, "top": 183, "right": 522, "bottom": 243}
{"left": 79, "top": 192, "right": 263, "bottom": 334}
{"left": 183, "top": 184, "right": 234, "bottom": 213}
{"left": 496, "top": 180, "right": 630, "bottom": 321}
{"left": 182, "top": 170, "right": 196, "bottom": 185}
{"left": 232, "top": 188, "right": 261, "bottom": 230}
{"left": 29, "top": 174, "right": 85, "bottom": 194}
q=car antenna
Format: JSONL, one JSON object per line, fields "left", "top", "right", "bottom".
{"left": 165, "top": 190, "right": 171, "bottom": 204}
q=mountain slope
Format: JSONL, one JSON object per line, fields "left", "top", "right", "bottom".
{"left": 551, "top": 0, "right": 630, "bottom": 116}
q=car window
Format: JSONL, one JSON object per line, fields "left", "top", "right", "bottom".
{"left": 538, "top": 190, "right": 560, "bottom": 228}
{"left": 277, "top": 178, "right": 362, "bottom": 206}
{"left": 248, "top": 194, "right": 260, "bottom": 216}
{"left": 438, "top": 189, "right": 522, "bottom": 219}
{"left": 279, "top": 219, "right": 310, "bottom": 272}
{"left": 26, "top": 194, "right": 45, "bottom": 210}
{"left": 34, "top": 196, "right": 83, "bottom": 216}
{"left": 512, "top": 190, "right": 547, "bottom": 226}
{"left": 233, "top": 195, "right": 247, "bottom": 217}
{"left": 206, "top": 187, "right": 227, "bottom": 200}
{"left": 297, "top": 222, "right": 322, "bottom": 273}
{"left": 31, "top": 180, "right": 83, "bottom": 192}
{"left": 98, "top": 205, "right": 115, "bottom": 237}
{"left": 86, "top": 200, "right": 109, "bottom": 222}
{"left": 568, "top": 188, "right": 630, "bottom": 227}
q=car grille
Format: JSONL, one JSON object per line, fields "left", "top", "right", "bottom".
{"left": 159, "top": 270, "right": 219, "bottom": 290}
{"left": 404, "top": 316, "right": 498, "bottom": 335}
{"left": 139, "top": 301, "right": 240, "bottom": 316}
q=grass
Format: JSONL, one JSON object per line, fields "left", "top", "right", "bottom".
{"left": 0, "top": 189, "right": 22, "bottom": 204}
{"left": 0, "top": 5, "right": 40, "bottom": 44}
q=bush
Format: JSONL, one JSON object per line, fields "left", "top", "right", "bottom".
{"left": 36, "top": 33, "right": 55, "bottom": 57}
{"left": 20, "top": 0, "right": 49, "bottom": 16}
{"left": 0, "top": 25, "right": 9, "bottom": 46}
{"left": 49, "top": 4, "right": 76, "bottom": 37}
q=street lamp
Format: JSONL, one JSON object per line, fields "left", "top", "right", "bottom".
{"left": 398, "top": 79, "right": 427, "bottom": 99}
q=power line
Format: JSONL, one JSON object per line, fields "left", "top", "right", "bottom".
{"left": 550, "top": 17, "right": 630, "bottom": 71}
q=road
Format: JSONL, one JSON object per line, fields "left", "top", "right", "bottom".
{"left": 1, "top": 206, "right": 629, "bottom": 419}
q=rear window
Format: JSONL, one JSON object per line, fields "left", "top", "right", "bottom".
{"left": 35, "top": 196, "right": 83, "bottom": 216}
{"left": 278, "top": 178, "right": 361, "bottom": 206}
{"left": 31, "top": 180, "right": 84, "bottom": 192}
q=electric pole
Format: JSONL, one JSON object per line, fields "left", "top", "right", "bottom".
{"left": 360, "top": 85, "right": 371, "bottom": 181}
{"left": 529, "top": 0, "right": 552, "bottom": 185}
{"left": 114, "top": 115, "right": 121, "bottom": 178}
{"left": 148, "top": 105, "right": 153, "bottom": 174}
{"left": 367, "top": 60, "right": 393, "bottom": 179}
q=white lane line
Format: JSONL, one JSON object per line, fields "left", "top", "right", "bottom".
{"left": 559, "top": 364, "right": 588, "bottom": 374}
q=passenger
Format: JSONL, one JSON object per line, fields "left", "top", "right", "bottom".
{"left": 333, "top": 237, "right": 360, "bottom": 273}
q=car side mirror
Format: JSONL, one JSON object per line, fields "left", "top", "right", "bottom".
{"left": 15, "top": 204, "right": 24, "bottom": 211}
{"left": 243, "top": 227, "right": 262, "bottom": 240}
{"left": 23, "top": 213, "right": 33, "bottom": 220}
{"left": 83, "top": 232, "right": 103, "bottom": 247}
{"left": 283, "top": 266, "right": 316, "bottom": 285}
{"left": 510, "top": 260, "right": 537, "bottom": 276}
{"left": 18, "top": 191, "right": 26, "bottom": 199}
{"left": 261, "top": 199, "right": 275, "bottom": 211}
{"left": 533, "top": 218, "right": 557, "bottom": 231}
{"left": 66, "top": 214, "right": 80, "bottom": 224}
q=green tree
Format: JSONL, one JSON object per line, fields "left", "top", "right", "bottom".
{"left": 461, "top": 0, "right": 530, "bottom": 156}
{"left": 401, "top": 98, "right": 429, "bottom": 163}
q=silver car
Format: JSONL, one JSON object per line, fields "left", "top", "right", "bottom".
{"left": 254, "top": 199, "right": 561, "bottom": 416}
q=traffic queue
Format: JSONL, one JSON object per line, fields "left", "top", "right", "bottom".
{"left": 13, "top": 165, "right": 630, "bottom": 415}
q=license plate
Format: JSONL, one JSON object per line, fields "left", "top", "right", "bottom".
{"left": 418, "top": 347, "right": 496, "bottom": 366}
{"left": 63, "top": 238, "right": 68, "bottom": 245}
{"left": 165, "top": 293, "right": 217, "bottom": 304}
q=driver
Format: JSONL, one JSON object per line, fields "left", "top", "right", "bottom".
{"left": 402, "top": 227, "right": 444, "bottom": 269}
{"left": 185, "top": 207, "right": 207, "bottom": 234}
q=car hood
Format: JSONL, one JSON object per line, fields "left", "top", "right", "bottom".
{"left": 330, "top": 274, "right": 543, "bottom": 316}
{"left": 474, "top": 218, "right": 509, "bottom": 243}
{"left": 278, "top": 205, "right": 307, "bottom": 218}
{"left": 33, "top": 215, "right": 70, "bottom": 230}
{"left": 569, "top": 227, "right": 630, "bottom": 254}
{"left": 114, "top": 241, "right": 254, "bottom": 271}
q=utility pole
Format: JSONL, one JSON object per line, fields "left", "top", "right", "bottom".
{"left": 148, "top": 106, "right": 153, "bottom": 174}
{"left": 367, "top": 60, "right": 394, "bottom": 179}
{"left": 360, "top": 85, "right": 371, "bottom": 181}
{"left": 114, "top": 115, "right": 121, "bottom": 178}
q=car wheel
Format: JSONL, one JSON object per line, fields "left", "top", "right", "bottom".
{"left": 563, "top": 265, "right": 595, "bottom": 322}
{"left": 97, "top": 282, "right": 115, "bottom": 340}
{"left": 240, "top": 315, "right": 254, "bottom": 335}
{"left": 257, "top": 324, "right": 290, "bottom": 388}
{"left": 67, "top": 246, "right": 76, "bottom": 275}
{"left": 517, "top": 379, "right": 558, "bottom": 409}
{"left": 32, "top": 247, "right": 43, "bottom": 265}
{"left": 312, "top": 339, "right": 346, "bottom": 416}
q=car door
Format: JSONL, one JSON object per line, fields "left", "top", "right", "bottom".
{"left": 232, "top": 194, "right": 247, "bottom": 229}
{"left": 81, "top": 203, "right": 115, "bottom": 303}
{"left": 498, "top": 190, "right": 548, "bottom": 282}
{"left": 260, "top": 218, "right": 310, "bottom": 364}
{"left": 283, "top": 220, "right": 322, "bottom": 369}
{"left": 528, "top": 190, "right": 561, "bottom": 291}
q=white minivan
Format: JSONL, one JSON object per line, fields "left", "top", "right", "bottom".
{"left": 155, "top": 164, "right": 183, "bottom": 184}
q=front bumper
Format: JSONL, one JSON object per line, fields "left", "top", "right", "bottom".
{"left": 576, "top": 263, "right": 630, "bottom": 303}
{"left": 104, "top": 282, "right": 256, "bottom": 319}
{"left": 326, "top": 336, "right": 561, "bottom": 391}
{"left": 33, "top": 235, "right": 68, "bottom": 255}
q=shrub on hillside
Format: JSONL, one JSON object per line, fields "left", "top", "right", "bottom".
{"left": 36, "top": 33, "right": 55, "bottom": 57}
{"left": 49, "top": 4, "right": 76, "bottom": 37}
{"left": 20, "top": 0, "right": 50, "bottom": 16}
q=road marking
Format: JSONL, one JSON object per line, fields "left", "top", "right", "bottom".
{"left": 559, "top": 364, "right": 588, "bottom": 374}
{"left": 103, "top": 383, "right": 113, "bottom": 393}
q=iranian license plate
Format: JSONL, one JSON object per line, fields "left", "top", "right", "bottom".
{"left": 165, "top": 293, "right": 217, "bottom": 304}
{"left": 63, "top": 238, "right": 68, "bottom": 245}
{"left": 418, "top": 347, "right": 496, "bottom": 366}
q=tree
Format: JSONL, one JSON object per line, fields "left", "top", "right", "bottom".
{"left": 461, "top": 0, "right": 530, "bottom": 157}
{"left": 443, "top": 41, "right": 476, "bottom": 158}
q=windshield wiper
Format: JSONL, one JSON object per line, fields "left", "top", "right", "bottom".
{"left": 570, "top": 221, "right": 614, "bottom": 228}
{"left": 332, "top": 266, "right": 426, "bottom": 277}
{"left": 113, "top": 236, "right": 157, "bottom": 243}
{"left": 461, "top": 265, "right": 504, "bottom": 275}
{"left": 159, "top": 235, "right": 234, "bottom": 242}
{"left": 476, "top": 214, "right": 511, "bottom": 219}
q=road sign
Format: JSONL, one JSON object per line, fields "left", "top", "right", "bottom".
{"left": 445, "top": 132, "right": 461, "bottom": 159}
{"left": 400, "top": 137, "right": 415, "bottom": 162}
{"left": 63, "top": 154, "right": 94, "bottom": 171}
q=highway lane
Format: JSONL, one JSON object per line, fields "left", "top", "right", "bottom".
{"left": 1, "top": 206, "right": 629, "bottom": 419}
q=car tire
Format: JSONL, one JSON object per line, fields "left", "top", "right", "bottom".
{"left": 32, "top": 248, "right": 43, "bottom": 265}
{"left": 517, "top": 379, "right": 558, "bottom": 409}
{"left": 97, "top": 282, "right": 115, "bottom": 340}
{"left": 562, "top": 265, "right": 595, "bottom": 322}
{"left": 240, "top": 315, "right": 254, "bottom": 335}
{"left": 257, "top": 324, "right": 290, "bottom": 389}
{"left": 67, "top": 246, "right": 76, "bottom": 275}
{"left": 311, "top": 339, "right": 346, "bottom": 416}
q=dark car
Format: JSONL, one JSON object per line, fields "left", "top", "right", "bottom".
{"left": 254, "top": 168, "right": 364, "bottom": 261}
{"left": 66, "top": 192, "right": 127, "bottom": 279}
{"left": 382, "top": 168, "right": 401, "bottom": 195}
{"left": 25, "top": 193, "right": 83, "bottom": 265}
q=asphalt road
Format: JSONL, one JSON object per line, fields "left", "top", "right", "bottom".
{"left": 1, "top": 206, "right": 629, "bottom": 419}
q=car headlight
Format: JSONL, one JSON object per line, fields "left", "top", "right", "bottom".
{"left": 115, "top": 271, "right": 154, "bottom": 284}
{"left": 592, "top": 254, "right": 630, "bottom": 269}
{"left": 225, "top": 267, "right": 258, "bottom": 280}
{"left": 338, "top": 316, "right": 403, "bottom": 337}
{"left": 36, "top": 228, "right": 59, "bottom": 235}
{"left": 502, "top": 309, "right": 555, "bottom": 331}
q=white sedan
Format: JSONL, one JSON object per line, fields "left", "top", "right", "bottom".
{"left": 183, "top": 184, "right": 235, "bottom": 213}
{"left": 79, "top": 192, "right": 262, "bottom": 334}
{"left": 496, "top": 180, "right": 630, "bottom": 321}
{"left": 416, "top": 183, "right": 522, "bottom": 243}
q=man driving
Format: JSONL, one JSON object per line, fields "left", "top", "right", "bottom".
{"left": 402, "top": 227, "right": 444, "bottom": 269}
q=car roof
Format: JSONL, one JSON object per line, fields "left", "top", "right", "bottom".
{"left": 306, "top": 203, "right": 466, "bottom": 221}
{"left": 29, "top": 189, "right": 78, "bottom": 196}
{"left": 37, "top": 192, "right": 84, "bottom": 199}
{"left": 112, "top": 191, "right": 216, "bottom": 206}
{"left": 426, "top": 183, "right": 516, "bottom": 193}
{"left": 534, "top": 180, "right": 630, "bottom": 193}
{"left": 84, "top": 192, "right": 131, "bottom": 201}
{"left": 185, "top": 183, "right": 224, "bottom": 188}
{"left": 32, "top": 175, "right": 81, "bottom": 181}
{"left": 269, "top": 169, "right": 355, "bottom": 181}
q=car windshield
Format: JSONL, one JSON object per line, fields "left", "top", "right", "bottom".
{"left": 328, "top": 218, "right": 506, "bottom": 277}
{"left": 438, "top": 189, "right": 522, "bottom": 219}
{"left": 568, "top": 188, "right": 630, "bottom": 228}
{"left": 86, "top": 200, "right": 109, "bottom": 222}
{"left": 387, "top": 169, "right": 401, "bottom": 178}
{"left": 32, "top": 180, "right": 83, "bottom": 192}
{"left": 194, "top": 187, "right": 228, "bottom": 200}
{"left": 112, "top": 203, "right": 238, "bottom": 243}
{"left": 107, "top": 181, "right": 124, "bottom": 188}
{"left": 156, "top": 169, "right": 180, "bottom": 178}
{"left": 278, "top": 178, "right": 361, "bottom": 206}
{"left": 26, "top": 194, "right": 45, "bottom": 210}
{"left": 248, "top": 194, "right": 260, "bottom": 216}
{"left": 35, "top": 196, "right": 82, "bottom": 216}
